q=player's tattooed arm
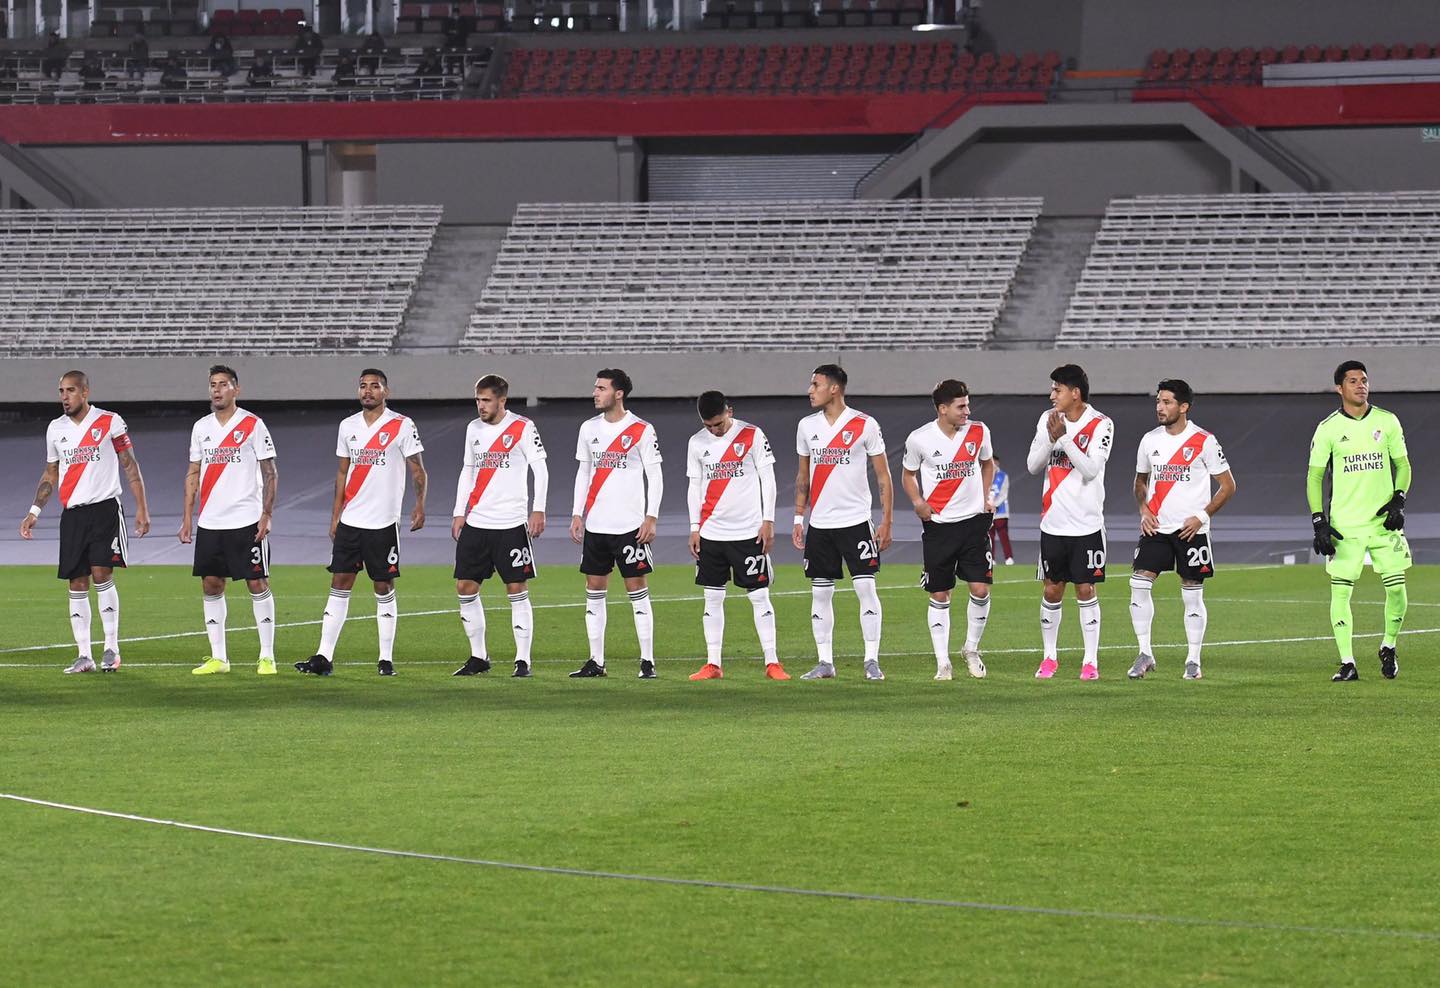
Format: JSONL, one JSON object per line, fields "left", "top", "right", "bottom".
{"left": 257, "top": 458, "right": 278, "bottom": 541}
{"left": 872, "top": 452, "right": 894, "bottom": 552}
{"left": 179, "top": 461, "right": 201, "bottom": 542}
{"left": 406, "top": 452, "right": 427, "bottom": 531}
{"left": 118, "top": 446, "right": 151, "bottom": 536}
{"left": 19, "top": 462, "right": 59, "bottom": 539}
{"left": 791, "top": 455, "right": 810, "bottom": 551}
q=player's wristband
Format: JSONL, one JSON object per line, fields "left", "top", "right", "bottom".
{"left": 793, "top": 514, "right": 805, "bottom": 526}
{"left": 1193, "top": 509, "right": 1209, "bottom": 527}
{"left": 689, "top": 523, "right": 700, "bottom": 533}
{"left": 28, "top": 504, "right": 42, "bottom": 518}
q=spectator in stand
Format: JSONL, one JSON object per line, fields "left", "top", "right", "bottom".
{"left": 125, "top": 27, "right": 149, "bottom": 82}
{"left": 246, "top": 55, "right": 276, "bottom": 88}
{"left": 41, "top": 31, "right": 69, "bottom": 81}
{"left": 293, "top": 24, "right": 324, "bottom": 78}
{"left": 988, "top": 454, "right": 1014, "bottom": 565}
{"left": 206, "top": 32, "right": 238, "bottom": 78}
{"left": 78, "top": 53, "right": 107, "bottom": 91}
{"left": 332, "top": 54, "right": 356, "bottom": 87}
{"left": 414, "top": 50, "right": 444, "bottom": 90}
{"left": 160, "top": 53, "right": 189, "bottom": 90}
{"left": 359, "top": 30, "right": 387, "bottom": 76}
{"left": 441, "top": 14, "right": 469, "bottom": 76}
{"left": 0, "top": 59, "right": 19, "bottom": 92}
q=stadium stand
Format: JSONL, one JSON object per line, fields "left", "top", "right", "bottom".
{"left": 1057, "top": 192, "right": 1440, "bottom": 347}
{"left": 1139, "top": 41, "right": 1437, "bottom": 85}
{"left": 0, "top": 205, "right": 442, "bottom": 355}
{"left": 462, "top": 198, "right": 1042, "bottom": 352}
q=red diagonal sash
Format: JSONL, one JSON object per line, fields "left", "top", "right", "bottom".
{"left": 583, "top": 421, "right": 649, "bottom": 516}
{"left": 925, "top": 423, "right": 986, "bottom": 514}
{"left": 343, "top": 415, "right": 406, "bottom": 503}
{"left": 808, "top": 415, "right": 868, "bottom": 510}
{"left": 464, "top": 417, "right": 529, "bottom": 515}
{"left": 59, "top": 413, "right": 113, "bottom": 508}
{"left": 698, "top": 425, "right": 757, "bottom": 530}
{"left": 1041, "top": 416, "right": 1104, "bottom": 517}
{"left": 199, "top": 414, "right": 258, "bottom": 515}
{"left": 1146, "top": 431, "right": 1209, "bottom": 516}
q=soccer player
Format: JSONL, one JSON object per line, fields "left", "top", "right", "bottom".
{"left": 793, "top": 364, "right": 893, "bottom": 681}
{"left": 568, "top": 368, "right": 663, "bottom": 679}
{"left": 1308, "top": 360, "right": 1411, "bottom": 682}
{"left": 1127, "top": 380, "right": 1236, "bottom": 681}
{"left": 989, "top": 455, "right": 1014, "bottom": 565}
{"left": 19, "top": 370, "right": 151, "bottom": 674}
{"left": 295, "top": 368, "right": 427, "bottom": 677}
{"left": 686, "top": 391, "right": 788, "bottom": 681}
{"left": 451, "top": 374, "right": 548, "bottom": 679}
{"left": 179, "top": 365, "right": 280, "bottom": 676}
{"left": 1026, "top": 364, "right": 1113, "bottom": 680}
{"left": 902, "top": 380, "right": 996, "bottom": 681}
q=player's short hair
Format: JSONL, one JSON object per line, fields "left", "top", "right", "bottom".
{"left": 1156, "top": 378, "right": 1193, "bottom": 406}
{"left": 359, "top": 367, "right": 388, "bottom": 386}
{"left": 1050, "top": 364, "right": 1089, "bottom": 401}
{"left": 696, "top": 390, "right": 729, "bottom": 420}
{"left": 1334, "top": 360, "right": 1367, "bottom": 386}
{"left": 474, "top": 374, "right": 509, "bottom": 398}
{"left": 597, "top": 368, "right": 633, "bottom": 399}
{"left": 209, "top": 364, "right": 238, "bottom": 384}
{"left": 812, "top": 363, "right": 847, "bottom": 390}
{"left": 931, "top": 379, "right": 969, "bottom": 407}
{"left": 60, "top": 369, "right": 88, "bottom": 389}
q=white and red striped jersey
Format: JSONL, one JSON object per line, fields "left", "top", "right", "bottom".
{"left": 453, "top": 411, "right": 547, "bottom": 530}
{"left": 1136, "top": 422, "right": 1229, "bottom": 535}
{"left": 902, "top": 419, "right": 993, "bottom": 524}
{"left": 574, "top": 411, "right": 662, "bottom": 535}
{"left": 1027, "top": 405, "right": 1113, "bottom": 537}
{"left": 188, "top": 408, "right": 276, "bottom": 530}
{"left": 686, "top": 419, "right": 776, "bottom": 541}
{"left": 45, "top": 406, "right": 132, "bottom": 509}
{"left": 796, "top": 406, "right": 885, "bottom": 530}
{"left": 335, "top": 408, "right": 424, "bottom": 529}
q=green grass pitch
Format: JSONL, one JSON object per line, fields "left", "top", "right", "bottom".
{"left": 3, "top": 562, "right": 1438, "bottom": 985}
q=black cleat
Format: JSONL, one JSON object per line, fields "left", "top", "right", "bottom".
{"left": 378, "top": 659, "right": 396, "bottom": 677}
{"left": 638, "top": 659, "right": 657, "bottom": 679}
{"left": 1332, "top": 662, "right": 1359, "bottom": 682}
{"left": 512, "top": 659, "right": 532, "bottom": 678}
{"left": 569, "top": 658, "right": 607, "bottom": 678}
{"left": 295, "top": 654, "right": 333, "bottom": 676}
{"left": 1379, "top": 646, "right": 1398, "bottom": 680}
{"left": 452, "top": 656, "right": 491, "bottom": 677}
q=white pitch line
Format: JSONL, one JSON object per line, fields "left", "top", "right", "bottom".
{"left": 2, "top": 793, "right": 1435, "bottom": 943}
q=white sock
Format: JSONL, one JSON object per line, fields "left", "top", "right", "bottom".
{"left": 1182, "top": 585, "right": 1207, "bottom": 665}
{"left": 629, "top": 587, "right": 654, "bottom": 663}
{"left": 509, "top": 590, "right": 533, "bottom": 665}
{"left": 203, "top": 592, "right": 228, "bottom": 663}
{"left": 964, "top": 591, "right": 990, "bottom": 653}
{"left": 584, "top": 588, "right": 608, "bottom": 666}
{"left": 459, "top": 591, "right": 486, "bottom": 658}
{"left": 854, "top": 575, "right": 882, "bottom": 663}
{"left": 1040, "top": 598, "right": 1062, "bottom": 661}
{"left": 810, "top": 579, "right": 835, "bottom": 666}
{"left": 747, "top": 587, "right": 778, "bottom": 663}
{"left": 375, "top": 590, "right": 397, "bottom": 663}
{"left": 317, "top": 588, "right": 350, "bottom": 660}
{"left": 1079, "top": 597, "right": 1101, "bottom": 667}
{"left": 251, "top": 588, "right": 275, "bottom": 659}
{"left": 68, "top": 589, "right": 92, "bottom": 658}
{"left": 94, "top": 579, "right": 120, "bottom": 653}
{"left": 1129, "top": 574, "right": 1155, "bottom": 655}
{"left": 927, "top": 597, "right": 951, "bottom": 669}
{"left": 702, "top": 586, "right": 726, "bottom": 666}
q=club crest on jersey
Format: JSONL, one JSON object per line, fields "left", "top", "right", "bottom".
{"left": 620, "top": 435, "right": 633, "bottom": 449}
{"left": 842, "top": 430, "right": 854, "bottom": 444}
{"left": 233, "top": 429, "right": 246, "bottom": 443}
{"left": 1183, "top": 447, "right": 1195, "bottom": 461}
{"left": 90, "top": 427, "right": 103, "bottom": 441}
{"left": 965, "top": 441, "right": 977, "bottom": 455}
{"left": 378, "top": 431, "right": 391, "bottom": 446}
{"left": 503, "top": 434, "right": 515, "bottom": 449}
{"left": 1076, "top": 434, "right": 1090, "bottom": 450}
{"left": 733, "top": 442, "right": 747, "bottom": 457}
{"left": 1373, "top": 430, "right": 1383, "bottom": 442}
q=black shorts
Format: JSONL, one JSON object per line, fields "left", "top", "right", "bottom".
{"left": 695, "top": 536, "right": 773, "bottom": 590}
{"left": 803, "top": 521, "right": 880, "bottom": 581}
{"left": 580, "top": 529, "right": 654, "bottom": 579}
{"left": 1039, "top": 530, "right": 1107, "bottom": 585}
{"left": 193, "top": 523, "right": 270, "bottom": 581}
{"left": 329, "top": 521, "right": 401, "bottom": 581}
{"left": 57, "top": 498, "right": 126, "bottom": 581}
{"left": 921, "top": 513, "right": 994, "bottom": 593}
{"left": 1133, "top": 531, "right": 1216, "bottom": 581}
{"left": 454, "top": 523, "right": 536, "bottom": 585}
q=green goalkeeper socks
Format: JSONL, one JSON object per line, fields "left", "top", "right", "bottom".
{"left": 1382, "top": 574, "right": 1407, "bottom": 648}
{"left": 1330, "top": 578, "right": 1355, "bottom": 662}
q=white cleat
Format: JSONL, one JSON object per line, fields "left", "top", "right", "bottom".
{"left": 863, "top": 660, "right": 885, "bottom": 681}
{"left": 1127, "top": 653, "right": 1156, "bottom": 680}
{"left": 799, "top": 662, "right": 836, "bottom": 680}
{"left": 100, "top": 649, "right": 121, "bottom": 672}
{"left": 1183, "top": 661, "right": 1203, "bottom": 680}
{"left": 64, "top": 656, "right": 96, "bottom": 674}
{"left": 963, "top": 649, "right": 987, "bottom": 679}
{"left": 934, "top": 662, "right": 953, "bottom": 681}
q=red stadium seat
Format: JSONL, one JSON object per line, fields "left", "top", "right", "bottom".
{"left": 1323, "top": 45, "right": 1343, "bottom": 62}
{"left": 1147, "top": 48, "right": 1168, "bottom": 69}
{"left": 1412, "top": 42, "right": 1432, "bottom": 59}
{"left": 1389, "top": 43, "right": 1410, "bottom": 60}
{"left": 1192, "top": 47, "right": 1213, "bottom": 67}
{"left": 1280, "top": 45, "right": 1300, "bottom": 64}
{"left": 1302, "top": 44, "right": 1321, "bottom": 63}
{"left": 1368, "top": 44, "right": 1388, "bottom": 60}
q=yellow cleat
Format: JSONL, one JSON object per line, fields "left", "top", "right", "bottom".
{"left": 192, "top": 657, "right": 230, "bottom": 676}
{"left": 256, "top": 657, "right": 277, "bottom": 676}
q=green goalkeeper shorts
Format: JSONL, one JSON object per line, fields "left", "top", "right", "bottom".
{"left": 1326, "top": 521, "right": 1412, "bottom": 582}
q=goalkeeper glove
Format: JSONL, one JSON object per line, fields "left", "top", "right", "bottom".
{"left": 1376, "top": 491, "right": 1406, "bottom": 532}
{"left": 1312, "top": 512, "right": 1343, "bottom": 557}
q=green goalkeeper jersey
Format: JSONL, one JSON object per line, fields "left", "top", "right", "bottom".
{"left": 1308, "top": 405, "right": 1408, "bottom": 532}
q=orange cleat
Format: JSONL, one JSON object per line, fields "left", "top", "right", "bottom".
{"left": 765, "top": 662, "right": 791, "bottom": 681}
{"left": 689, "top": 663, "right": 724, "bottom": 681}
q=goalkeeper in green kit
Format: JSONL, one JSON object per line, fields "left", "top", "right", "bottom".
{"left": 1308, "top": 360, "right": 1411, "bottom": 681}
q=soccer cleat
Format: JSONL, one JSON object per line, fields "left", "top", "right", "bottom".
{"left": 1127, "top": 653, "right": 1156, "bottom": 680}
{"left": 294, "top": 654, "right": 334, "bottom": 676}
{"left": 689, "top": 663, "right": 723, "bottom": 681}
{"left": 100, "top": 649, "right": 121, "bottom": 673}
{"left": 765, "top": 662, "right": 790, "bottom": 681}
{"left": 192, "top": 657, "right": 230, "bottom": 676}
{"left": 1183, "top": 661, "right": 1203, "bottom": 680}
{"left": 1332, "top": 662, "right": 1359, "bottom": 682}
{"left": 934, "top": 662, "right": 953, "bottom": 681}
{"left": 512, "top": 659, "right": 532, "bottom": 678}
{"left": 64, "top": 656, "right": 96, "bottom": 675}
{"left": 378, "top": 659, "right": 396, "bottom": 677}
{"left": 963, "top": 649, "right": 987, "bottom": 679}
{"left": 569, "top": 658, "right": 607, "bottom": 678}
{"left": 1080, "top": 663, "right": 1099, "bottom": 681}
{"left": 799, "top": 662, "right": 836, "bottom": 680}
{"left": 452, "top": 656, "right": 491, "bottom": 677}
{"left": 638, "top": 659, "right": 657, "bottom": 679}
{"left": 257, "top": 657, "right": 277, "bottom": 676}
{"left": 1379, "top": 646, "right": 1398, "bottom": 680}
{"left": 1004, "top": 557, "right": 1014, "bottom": 565}
{"left": 1034, "top": 657, "right": 1058, "bottom": 679}
{"left": 863, "top": 660, "right": 885, "bottom": 681}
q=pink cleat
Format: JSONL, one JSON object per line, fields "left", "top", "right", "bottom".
{"left": 1080, "top": 663, "right": 1099, "bottom": 681}
{"left": 1035, "top": 657, "right": 1058, "bottom": 679}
